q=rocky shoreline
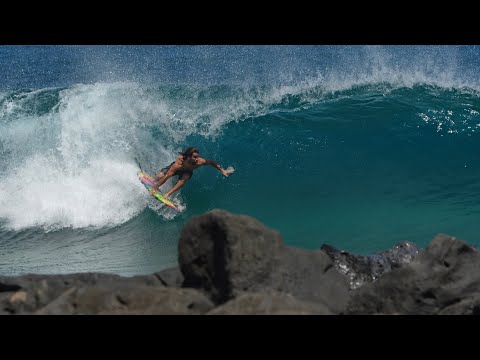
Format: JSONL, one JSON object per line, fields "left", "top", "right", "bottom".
{"left": 1, "top": 209, "right": 478, "bottom": 314}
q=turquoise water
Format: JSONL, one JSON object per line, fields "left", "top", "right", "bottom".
{"left": 1, "top": 46, "right": 480, "bottom": 276}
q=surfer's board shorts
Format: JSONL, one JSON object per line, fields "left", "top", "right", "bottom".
{"left": 158, "top": 162, "right": 193, "bottom": 180}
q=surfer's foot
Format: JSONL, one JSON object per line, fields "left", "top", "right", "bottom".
{"left": 163, "top": 193, "right": 170, "bottom": 200}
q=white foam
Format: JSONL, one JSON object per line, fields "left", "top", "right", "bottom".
{"left": 0, "top": 83, "right": 196, "bottom": 230}
{"left": 0, "top": 156, "right": 146, "bottom": 230}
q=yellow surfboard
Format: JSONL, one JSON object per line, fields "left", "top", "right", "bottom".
{"left": 137, "top": 170, "right": 180, "bottom": 211}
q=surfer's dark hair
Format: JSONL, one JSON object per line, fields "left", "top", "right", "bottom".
{"left": 180, "top": 147, "right": 199, "bottom": 159}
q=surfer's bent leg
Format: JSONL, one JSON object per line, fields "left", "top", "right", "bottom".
{"left": 150, "top": 172, "right": 168, "bottom": 195}
{"left": 163, "top": 173, "right": 191, "bottom": 200}
{"left": 154, "top": 171, "right": 166, "bottom": 184}
{"left": 154, "top": 163, "right": 173, "bottom": 184}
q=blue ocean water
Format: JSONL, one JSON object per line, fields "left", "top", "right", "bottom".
{"left": 1, "top": 45, "right": 480, "bottom": 276}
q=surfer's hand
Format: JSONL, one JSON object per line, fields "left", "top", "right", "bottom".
{"left": 222, "top": 167, "right": 234, "bottom": 177}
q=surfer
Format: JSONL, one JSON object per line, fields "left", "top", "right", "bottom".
{"left": 150, "top": 147, "right": 234, "bottom": 200}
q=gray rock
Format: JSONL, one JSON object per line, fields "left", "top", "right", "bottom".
{"left": 322, "top": 241, "right": 421, "bottom": 289}
{"left": 153, "top": 267, "right": 184, "bottom": 287}
{"left": 207, "top": 290, "right": 333, "bottom": 315}
{"left": 274, "top": 247, "right": 350, "bottom": 314}
{"left": 0, "top": 272, "right": 165, "bottom": 314}
{"left": 0, "top": 282, "right": 21, "bottom": 292}
{"left": 179, "top": 209, "right": 284, "bottom": 303}
{"left": 34, "top": 286, "right": 214, "bottom": 315}
{"left": 346, "top": 234, "right": 480, "bottom": 315}
{"left": 178, "top": 209, "right": 350, "bottom": 313}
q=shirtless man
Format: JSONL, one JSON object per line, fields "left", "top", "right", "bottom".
{"left": 150, "top": 147, "right": 234, "bottom": 200}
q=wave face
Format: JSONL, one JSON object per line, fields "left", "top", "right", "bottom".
{"left": 1, "top": 45, "right": 480, "bottom": 276}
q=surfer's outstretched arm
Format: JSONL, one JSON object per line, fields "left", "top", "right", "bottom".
{"left": 203, "top": 159, "right": 234, "bottom": 177}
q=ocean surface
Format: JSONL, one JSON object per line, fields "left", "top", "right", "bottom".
{"left": 1, "top": 45, "right": 480, "bottom": 276}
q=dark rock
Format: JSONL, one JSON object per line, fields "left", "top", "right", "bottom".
{"left": 34, "top": 286, "right": 214, "bottom": 315}
{"left": 207, "top": 290, "right": 333, "bottom": 315}
{"left": 322, "top": 241, "right": 421, "bottom": 289}
{"left": 0, "top": 282, "right": 21, "bottom": 292}
{"left": 275, "top": 247, "right": 350, "bottom": 314}
{"left": 178, "top": 209, "right": 350, "bottom": 313}
{"left": 346, "top": 234, "right": 480, "bottom": 315}
{"left": 179, "top": 209, "right": 284, "bottom": 303}
{"left": 153, "top": 267, "right": 183, "bottom": 287}
{"left": 0, "top": 272, "right": 165, "bottom": 314}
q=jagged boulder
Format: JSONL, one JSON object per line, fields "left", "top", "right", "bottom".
{"left": 0, "top": 272, "right": 165, "bottom": 314}
{"left": 346, "top": 234, "right": 480, "bottom": 315}
{"left": 322, "top": 241, "right": 420, "bottom": 289}
{"left": 178, "top": 209, "right": 350, "bottom": 313}
{"left": 154, "top": 267, "right": 184, "bottom": 287}
{"left": 207, "top": 290, "right": 333, "bottom": 315}
{"left": 34, "top": 286, "right": 213, "bottom": 315}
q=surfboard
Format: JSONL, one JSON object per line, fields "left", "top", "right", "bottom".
{"left": 137, "top": 170, "right": 180, "bottom": 211}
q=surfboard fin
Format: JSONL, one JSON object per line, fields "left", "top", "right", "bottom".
{"left": 134, "top": 157, "right": 144, "bottom": 172}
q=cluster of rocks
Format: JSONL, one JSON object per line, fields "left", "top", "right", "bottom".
{"left": 1, "top": 209, "right": 478, "bottom": 314}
